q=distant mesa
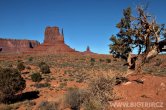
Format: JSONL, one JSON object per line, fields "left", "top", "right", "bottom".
{"left": 0, "top": 38, "right": 39, "bottom": 53}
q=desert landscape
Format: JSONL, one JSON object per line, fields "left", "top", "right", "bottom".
{"left": 0, "top": 0, "right": 166, "bottom": 110}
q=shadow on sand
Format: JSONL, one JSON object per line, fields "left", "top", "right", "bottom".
{"left": 5, "top": 91, "right": 39, "bottom": 104}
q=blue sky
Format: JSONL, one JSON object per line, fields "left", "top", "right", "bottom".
{"left": 0, "top": 0, "right": 166, "bottom": 54}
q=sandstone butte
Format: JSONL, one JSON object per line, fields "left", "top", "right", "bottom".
{"left": 0, "top": 26, "right": 94, "bottom": 54}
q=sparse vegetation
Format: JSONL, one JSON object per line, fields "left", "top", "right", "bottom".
{"left": 0, "top": 51, "right": 165, "bottom": 110}
{"left": 0, "top": 2, "right": 166, "bottom": 110}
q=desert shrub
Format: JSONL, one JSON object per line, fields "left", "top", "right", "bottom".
{"left": 65, "top": 88, "right": 86, "bottom": 110}
{"left": 106, "top": 59, "right": 111, "bottom": 63}
{"left": 0, "top": 68, "right": 26, "bottom": 103}
{"left": 28, "top": 57, "right": 33, "bottom": 62}
{"left": 31, "top": 73, "right": 42, "bottom": 82}
{"left": 99, "top": 59, "right": 104, "bottom": 62}
{"left": 83, "top": 75, "right": 116, "bottom": 110}
{"left": 38, "top": 62, "right": 50, "bottom": 74}
{"left": 40, "top": 64, "right": 50, "bottom": 74}
{"left": 90, "top": 58, "right": 95, "bottom": 66}
{"left": 90, "top": 58, "right": 95, "bottom": 63}
{"left": 17, "top": 62, "right": 25, "bottom": 71}
{"left": 38, "top": 101, "right": 59, "bottom": 110}
{"left": 89, "top": 76, "right": 115, "bottom": 103}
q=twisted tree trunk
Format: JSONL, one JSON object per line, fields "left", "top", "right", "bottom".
{"left": 127, "top": 46, "right": 159, "bottom": 75}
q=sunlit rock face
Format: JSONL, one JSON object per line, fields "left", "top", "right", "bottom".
{"left": 0, "top": 38, "right": 40, "bottom": 53}
{"left": 31, "top": 26, "right": 76, "bottom": 53}
{"left": 44, "top": 26, "right": 64, "bottom": 44}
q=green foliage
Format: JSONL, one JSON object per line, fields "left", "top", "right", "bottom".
{"left": 106, "top": 59, "right": 111, "bottom": 63}
{"left": 28, "top": 57, "right": 33, "bottom": 62}
{"left": 99, "top": 59, "right": 104, "bottom": 62}
{"left": 17, "top": 62, "right": 25, "bottom": 71}
{"left": 0, "top": 68, "right": 26, "bottom": 103}
{"left": 38, "top": 62, "right": 50, "bottom": 74}
{"left": 110, "top": 6, "right": 166, "bottom": 60}
{"left": 31, "top": 73, "right": 42, "bottom": 82}
{"left": 90, "top": 58, "right": 95, "bottom": 66}
{"left": 90, "top": 58, "right": 95, "bottom": 63}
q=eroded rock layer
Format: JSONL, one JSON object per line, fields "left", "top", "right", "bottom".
{"left": 0, "top": 38, "right": 40, "bottom": 53}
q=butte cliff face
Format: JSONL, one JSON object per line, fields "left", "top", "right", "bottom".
{"left": 0, "top": 38, "right": 40, "bottom": 53}
{"left": 31, "top": 26, "right": 76, "bottom": 53}
{"left": 44, "top": 26, "right": 64, "bottom": 44}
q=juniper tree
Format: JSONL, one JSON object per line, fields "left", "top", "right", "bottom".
{"left": 109, "top": 6, "right": 166, "bottom": 73}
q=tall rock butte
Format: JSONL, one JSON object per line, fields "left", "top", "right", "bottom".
{"left": 44, "top": 26, "right": 64, "bottom": 44}
{"left": 30, "top": 26, "right": 76, "bottom": 53}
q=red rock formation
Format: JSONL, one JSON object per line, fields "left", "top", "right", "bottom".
{"left": 0, "top": 38, "right": 40, "bottom": 53}
{"left": 29, "top": 26, "right": 76, "bottom": 53}
{"left": 44, "top": 26, "right": 64, "bottom": 44}
{"left": 82, "top": 46, "right": 95, "bottom": 54}
{"left": 0, "top": 26, "right": 77, "bottom": 54}
{"left": 86, "top": 46, "right": 90, "bottom": 52}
